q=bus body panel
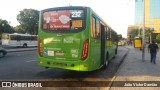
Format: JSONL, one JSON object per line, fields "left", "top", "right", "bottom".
{"left": 38, "top": 31, "right": 92, "bottom": 71}
{"left": 40, "top": 32, "right": 82, "bottom": 59}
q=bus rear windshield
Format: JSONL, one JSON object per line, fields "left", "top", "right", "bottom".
{"left": 42, "top": 10, "right": 85, "bottom": 31}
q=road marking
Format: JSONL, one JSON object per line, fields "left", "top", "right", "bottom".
{"left": 26, "top": 60, "right": 36, "bottom": 63}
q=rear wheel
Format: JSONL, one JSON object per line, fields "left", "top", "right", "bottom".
{"left": 23, "top": 43, "right": 27, "bottom": 48}
{"left": 0, "top": 51, "right": 5, "bottom": 58}
{"left": 102, "top": 53, "right": 109, "bottom": 69}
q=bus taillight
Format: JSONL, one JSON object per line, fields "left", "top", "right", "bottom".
{"left": 81, "top": 39, "right": 89, "bottom": 60}
{"left": 38, "top": 38, "right": 43, "bottom": 57}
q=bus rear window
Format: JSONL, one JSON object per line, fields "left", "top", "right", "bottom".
{"left": 42, "top": 10, "right": 84, "bottom": 31}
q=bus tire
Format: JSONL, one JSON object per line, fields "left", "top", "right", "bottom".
{"left": 0, "top": 51, "right": 6, "bottom": 58}
{"left": 102, "top": 53, "right": 109, "bottom": 69}
{"left": 0, "top": 52, "right": 4, "bottom": 58}
{"left": 23, "top": 43, "right": 27, "bottom": 48}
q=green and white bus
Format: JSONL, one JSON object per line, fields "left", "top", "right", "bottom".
{"left": 2, "top": 33, "right": 37, "bottom": 47}
{"left": 38, "top": 6, "right": 118, "bottom": 71}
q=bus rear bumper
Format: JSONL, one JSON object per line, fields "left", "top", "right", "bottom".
{"left": 38, "top": 57, "right": 90, "bottom": 71}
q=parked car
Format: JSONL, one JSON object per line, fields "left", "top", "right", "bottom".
{"left": 0, "top": 47, "right": 7, "bottom": 58}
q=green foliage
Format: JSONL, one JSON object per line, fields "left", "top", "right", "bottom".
{"left": 129, "top": 28, "right": 153, "bottom": 40}
{"left": 17, "top": 9, "right": 39, "bottom": 35}
{"left": 118, "top": 34, "right": 122, "bottom": 41}
{"left": 14, "top": 25, "right": 26, "bottom": 33}
{"left": 0, "top": 19, "right": 14, "bottom": 34}
{"left": 145, "top": 28, "right": 153, "bottom": 38}
{"left": 129, "top": 29, "right": 139, "bottom": 40}
{"left": 156, "top": 34, "right": 160, "bottom": 43}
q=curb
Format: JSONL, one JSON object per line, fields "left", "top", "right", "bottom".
{"left": 107, "top": 47, "right": 130, "bottom": 90}
{"left": 7, "top": 48, "right": 37, "bottom": 53}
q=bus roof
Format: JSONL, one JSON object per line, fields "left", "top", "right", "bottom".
{"left": 41, "top": 6, "right": 89, "bottom": 12}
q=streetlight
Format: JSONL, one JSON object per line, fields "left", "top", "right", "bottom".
{"left": 142, "top": 0, "right": 145, "bottom": 62}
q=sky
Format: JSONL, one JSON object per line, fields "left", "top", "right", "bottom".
{"left": 0, "top": 0, "right": 135, "bottom": 38}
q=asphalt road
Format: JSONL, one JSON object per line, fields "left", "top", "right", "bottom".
{"left": 0, "top": 47, "right": 128, "bottom": 88}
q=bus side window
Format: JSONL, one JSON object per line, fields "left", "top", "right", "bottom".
{"left": 17, "top": 35, "right": 21, "bottom": 41}
{"left": 113, "top": 31, "right": 117, "bottom": 42}
{"left": 31, "top": 36, "right": 37, "bottom": 41}
{"left": 106, "top": 27, "right": 110, "bottom": 40}
{"left": 115, "top": 33, "right": 118, "bottom": 42}
{"left": 105, "top": 27, "right": 107, "bottom": 39}
{"left": 30, "top": 36, "right": 33, "bottom": 41}
{"left": 91, "top": 16, "right": 101, "bottom": 39}
{"left": 92, "top": 17, "right": 96, "bottom": 38}
{"left": 96, "top": 19, "right": 100, "bottom": 39}
{"left": 10, "top": 35, "right": 19, "bottom": 41}
{"left": 21, "top": 36, "right": 25, "bottom": 41}
{"left": 110, "top": 30, "right": 113, "bottom": 41}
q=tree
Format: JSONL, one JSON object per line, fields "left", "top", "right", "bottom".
{"left": 0, "top": 19, "right": 14, "bottom": 34}
{"left": 17, "top": 9, "right": 39, "bottom": 35}
{"left": 118, "top": 34, "right": 122, "bottom": 41}
{"left": 129, "top": 29, "right": 139, "bottom": 40}
{"left": 156, "top": 34, "right": 160, "bottom": 43}
{"left": 14, "top": 25, "right": 26, "bottom": 33}
{"left": 129, "top": 28, "right": 152, "bottom": 41}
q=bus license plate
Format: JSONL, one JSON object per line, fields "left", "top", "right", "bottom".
{"left": 48, "top": 51, "right": 54, "bottom": 56}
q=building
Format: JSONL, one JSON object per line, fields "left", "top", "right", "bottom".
{"left": 135, "top": 0, "right": 160, "bottom": 34}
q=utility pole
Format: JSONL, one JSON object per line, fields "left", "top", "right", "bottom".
{"left": 142, "top": 0, "right": 145, "bottom": 62}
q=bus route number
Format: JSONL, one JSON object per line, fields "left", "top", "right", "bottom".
{"left": 71, "top": 11, "right": 82, "bottom": 18}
